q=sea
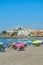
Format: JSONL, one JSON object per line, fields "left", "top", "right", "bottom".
{"left": 0, "top": 37, "right": 43, "bottom": 46}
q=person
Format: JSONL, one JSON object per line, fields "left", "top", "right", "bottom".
{"left": 1, "top": 43, "right": 6, "bottom": 52}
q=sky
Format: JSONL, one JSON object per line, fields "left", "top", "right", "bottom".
{"left": 0, "top": 0, "right": 43, "bottom": 32}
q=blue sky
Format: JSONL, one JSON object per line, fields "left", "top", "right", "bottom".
{"left": 0, "top": 0, "right": 43, "bottom": 32}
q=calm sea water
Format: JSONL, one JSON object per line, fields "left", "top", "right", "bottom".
{"left": 0, "top": 37, "right": 43, "bottom": 46}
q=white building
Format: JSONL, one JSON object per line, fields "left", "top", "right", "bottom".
{"left": 6, "top": 30, "right": 14, "bottom": 34}
{"left": 18, "top": 28, "right": 31, "bottom": 36}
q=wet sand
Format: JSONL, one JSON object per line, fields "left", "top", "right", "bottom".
{"left": 0, "top": 45, "right": 43, "bottom": 65}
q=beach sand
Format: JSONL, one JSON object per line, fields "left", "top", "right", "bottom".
{"left": 0, "top": 45, "right": 43, "bottom": 65}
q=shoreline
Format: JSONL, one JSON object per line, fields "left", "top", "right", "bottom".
{"left": 0, "top": 36, "right": 43, "bottom": 39}
{"left": 0, "top": 34, "right": 43, "bottom": 39}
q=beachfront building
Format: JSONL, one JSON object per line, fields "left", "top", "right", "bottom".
{"left": 30, "top": 30, "right": 43, "bottom": 37}
{"left": 35, "top": 30, "right": 43, "bottom": 37}
{"left": 17, "top": 28, "right": 32, "bottom": 36}
{"left": 2, "top": 28, "right": 43, "bottom": 37}
{"left": 6, "top": 30, "right": 14, "bottom": 35}
{"left": 6, "top": 27, "right": 43, "bottom": 37}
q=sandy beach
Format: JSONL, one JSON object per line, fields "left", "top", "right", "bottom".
{"left": 0, "top": 45, "right": 43, "bottom": 65}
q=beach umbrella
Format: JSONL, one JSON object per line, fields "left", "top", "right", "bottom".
{"left": 38, "top": 40, "right": 43, "bottom": 44}
{"left": 32, "top": 40, "right": 40, "bottom": 46}
{"left": 16, "top": 43, "right": 24, "bottom": 48}
{"left": 0, "top": 42, "right": 3, "bottom": 44}
{"left": 0, "top": 42, "right": 4, "bottom": 51}
{"left": 15, "top": 43, "right": 25, "bottom": 51}
{"left": 20, "top": 42, "right": 27, "bottom": 47}
{"left": 26, "top": 40, "right": 32, "bottom": 45}
{"left": 0, "top": 42, "right": 4, "bottom": 47}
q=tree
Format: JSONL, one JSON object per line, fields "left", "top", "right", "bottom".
{"left": 11, "top": 32, "right": 14, "bottom": 36}
{"left": 2, "top": 30, "right": 7, "bottom": 34}
{"left": 11, "top": 32, "right": 18, "bottom": 36}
